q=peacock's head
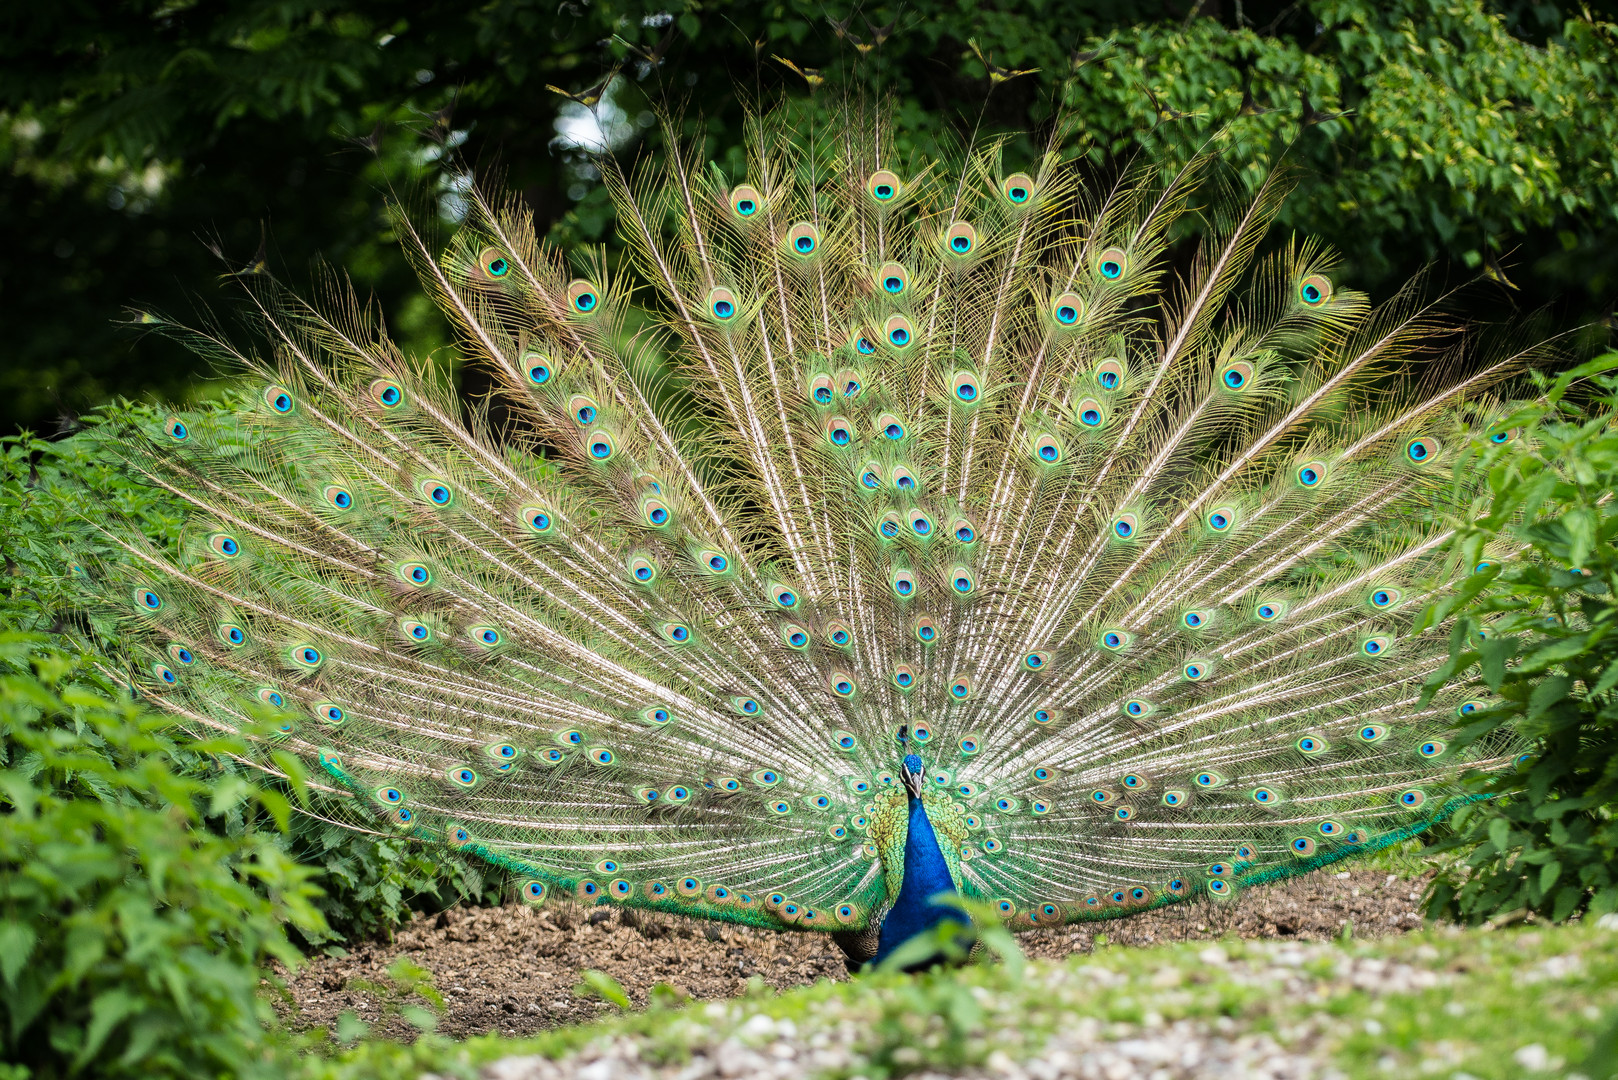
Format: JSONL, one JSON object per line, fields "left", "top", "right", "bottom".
{"left": 899, "top": 728, "right": 927, "bottom": 795}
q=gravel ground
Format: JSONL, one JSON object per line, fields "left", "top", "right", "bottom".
{"left": 470, "top": 941, "right": 1454, "bottom": 1080}
{"left": 275, "top": 868, "right": 1430, "bottom": 1040}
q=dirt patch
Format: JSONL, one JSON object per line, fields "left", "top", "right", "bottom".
{"left": 270, "top": 868, "right": 1430, "bottom": 1040}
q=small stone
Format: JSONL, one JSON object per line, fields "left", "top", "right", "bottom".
{"left": 1513, "top": 1044, "right": 1549, "bottom": 1071}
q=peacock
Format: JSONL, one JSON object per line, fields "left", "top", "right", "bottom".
{"left": 80, "top": 103, "right": 1542, "bottom": 968}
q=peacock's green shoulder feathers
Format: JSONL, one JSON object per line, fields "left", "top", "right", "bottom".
{"left": 87, "top": 105, "right": 1539, "bottom": 933}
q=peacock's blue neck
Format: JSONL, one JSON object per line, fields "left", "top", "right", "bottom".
{"left": 874, "top": 789, "right": 964, "bottom": 965}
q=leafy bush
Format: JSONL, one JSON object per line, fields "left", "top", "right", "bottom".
{"left": 291, "top": 816, "right": 497, "bottom": 949}
{"left": 0, "top": 635, "right": 324, "bottom": 1078}
{"left": 2, "top": 407, "right": 499, "bottom": 952}
{"left": 1420, "top": 354, "right": 1618, "bottom": 923}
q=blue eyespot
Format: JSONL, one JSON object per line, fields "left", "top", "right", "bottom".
{"left": 1209, "top": 513, "right": 1228, "bottom": 530}
{"left": 736, "top": 199, "right": 755, "bottom": 216}
{"left": 890, "top": 327, "right": 909, "bottom": 346}
{"left": 952, "top": 236, "right": 971, "bottom": 252}
{"left": 796, "top": 235, "right": 814, "bottom": 252}
{"left": 713, "top": 299, "right": 734, "bottom": 319}
{"left": 1114, "top": 519, "right": 1133, "bottom": 538}
{"left": 1080, "top": 408, "right": 1101, "bottom": 426}
{"left": 1224, "top": 369, "right": 1245, "bottom": 389}
{"left": 1055, "top": 304, "right": 1078, "bottom": 325}
{"left": 590, "top": 440, "right": 612, "bottom": 458}
{"left": 1100, "top": 259, "right": 1122, "bottom": 280}
{"left": 165, "top": 418, "right": 188, "bottom": 440}
{"left": 1183, "top": 611, "right": 1202, "bottom": 628}
{"left": 1299, "top": 465, "right": 1321, "bottom": 486}
{"left": 527, "top": 363, "right": 551, "bottom": 384}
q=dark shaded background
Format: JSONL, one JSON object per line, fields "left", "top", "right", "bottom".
{"left": 3, "top": 0, "right": 1615, "bottom": 436}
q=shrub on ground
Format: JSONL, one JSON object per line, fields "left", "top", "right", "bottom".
{"left": 0, "top": 635, "right": 323, "bottom": 1078}
{"left": 1421, "top": 355, "right": 1618, "bottom": 922}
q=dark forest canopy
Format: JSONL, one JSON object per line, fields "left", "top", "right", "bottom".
{"left": 2, "top": 0, "right": 1615, "bottom": 435}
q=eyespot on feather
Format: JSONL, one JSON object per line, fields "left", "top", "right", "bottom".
{"left": 565, "top": 279, "right": 601, "bottom": 315}
{"left": 477, "top": 247, "right": 511, "bottom": 280}
{"left": 1219, "top": 360, "right": 1255, "bottom": 391}
{"left": 1050, "top": 292, "right": 1084, "bottom": 327}
{"left": 1001, "top": 173, "right": 1035, "bottom": 204}
{"left": 370, "top": 379, "right": 405, "bottom": 409}
{"left": 912, "top": 614, "right": 939, "bottom": 643}
{"left": 808, "top": 373, "right": 835, "bottom": 405}
{"left": 1094, "top": 358, "right": 1125, "bottom": 391}
{"left": 866, "top": 170, "right": 903, "bottom": 203}
{"left": 584, "top": 428, "right": 617, "bottom": 461}
{"left": 943, "top": 221, "right": 977, "bottom": 256}
{"left": 824, "top": 414, "right": 855, "bottom": 447}
{"left": 1074, "top": 397, "right": 1107, "bottom": 429}
{"left": 876, "top": 262, "right": 909, "bottom": 296}
{"left": 1096, "top": 246, "right": 1128, "bottom": 281}
{"left": 950, "top": 370, "right": 981, "bottom": 404}
{"left": 263, "top": 385, "right": 295, "bottom": 414}
{"left": 1403, "top": 436, "right": 1441, "bottom": 464}
{"left": 522, "top": 352, "right": 553, "bottom": 386}
{"left": 322, "top": 484, "right": 354, "bottom": 511}
{"left": 706, "top": 287, "right": 738, "bottom": 322}
{"left": 1031, "top": 433, "right": 1063, "bottom": 465}
{"left": 1098, "top": 628, "right": 1133, "bottom": 651}
{"left": 786, "top": 221, "right": 819, "bottom": 256}
{"left": 417, "top": 476, "right": 454, "bottom": 507}
{"left": 519, "top": 504, "right": 555, "bottom": 535}
{"left": 1299, "top": 274, "right": 1332, "bottom": 306}
{"left": 730, "top": 184, "right": 763, "bottom": 218}
{"left": 883, "top": 314, "right": 914, "bottom": 349}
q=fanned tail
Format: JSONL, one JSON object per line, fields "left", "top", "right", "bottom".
{"left": 81, "top": 101, "right": 1550, "bottom": 933}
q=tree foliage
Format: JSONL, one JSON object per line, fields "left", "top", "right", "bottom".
{"left": 2, "top": 0, "right": 1614, "bottom": 435}
{"left": 1420, "top": 354, "right": 1618, "bottom": 923}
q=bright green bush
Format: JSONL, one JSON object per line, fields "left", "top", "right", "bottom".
{"left": 0, "top": 635, "right": 324, "bottom": 1078}
{"left": 2, "top": 406, "right": 498, "bottom": 952}
{"left": 1420, "top": 354, "right": 1618, "bottom": 922}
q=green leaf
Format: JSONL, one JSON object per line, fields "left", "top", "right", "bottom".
{"left": 576, "top": 969, "right": 630, "bottom": 1010}
{"left": 0, "top": 922, "right": 37, "bottom": 988}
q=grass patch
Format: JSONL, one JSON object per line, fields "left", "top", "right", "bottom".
{"left": 284, "top": 918, "right": 1618, "bottom": 1079}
